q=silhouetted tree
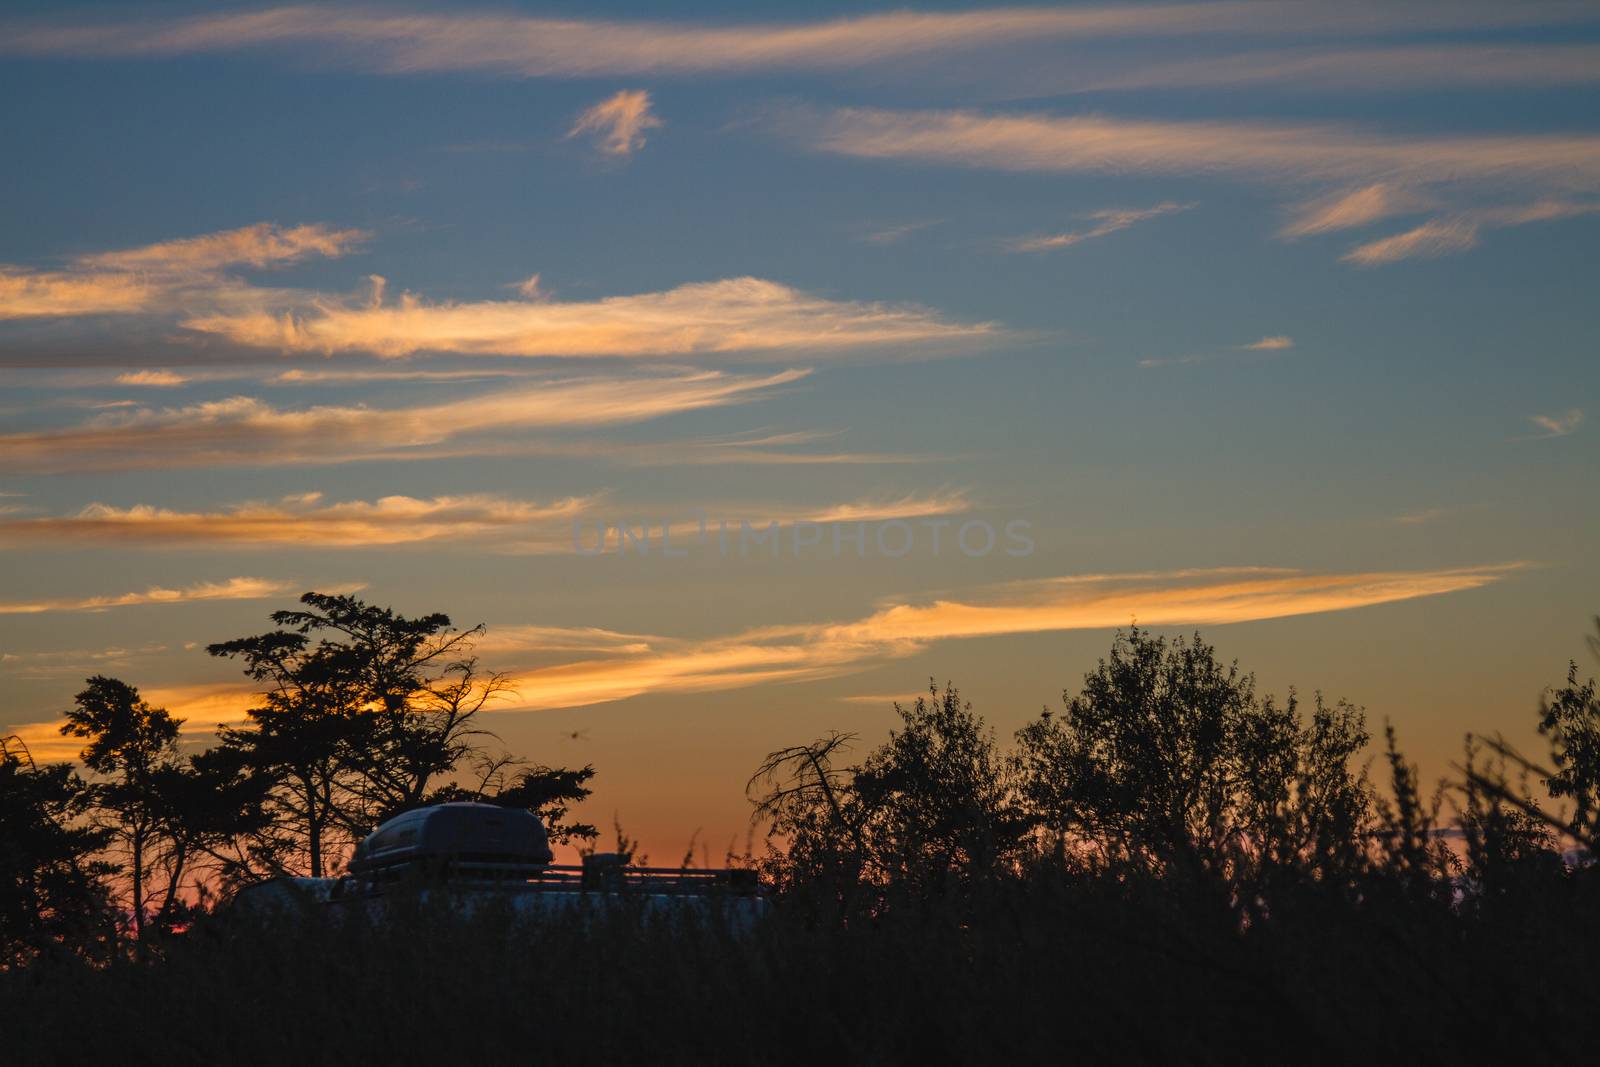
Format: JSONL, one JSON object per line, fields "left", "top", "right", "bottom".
{"left": 1013, "top": 629, "right": 1371, "bottom": 908}
{"left": 0, "top": 742, "right": 112, "bottom": 968}
{"left": 749, "top": 685, "right": 1028, "bottom": 902}
{"left": 853, "top": 683, "right": 1028, "bottom": 889}
{"left": 209, "top": 592, "right": 594, "bottom": 875}
{"left": 208, "top": 593, "right": 493, "bottom": 875}
{"left": 1461, "top": 616, "right": 1600, "bottom": 854}
{"left": 430, "top": 755, "right": 599, "bottom": 844}
{"left": 1455, "top": 737, "right": 1563, "bottom": 914}
{"left": 59, "top": 676, "right": 181, "bottom": 941}
{"left": 489, "top": 764, "right": 599, "bottom": 844}
{"left": 148, "top": 744, "right": 274, "bottom": 906}
{"left": 1369, "top": 722, "right": 1454, "bottom": 904}
{"left": 1538, "top": 661, "right": 1600, "bottom": 843}
{"left": 749, "top": 731, "right": 867, "bottom": 897}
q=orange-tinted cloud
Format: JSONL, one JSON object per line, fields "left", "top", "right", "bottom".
{"left": 0, "top": 576, "right": 332, "bottom": 615}
{"left": 1087, "top": 43, "right": 1600, "bottom": 93}
{"left": 1280, "top": 183, "right": 1433, "bottom": 238}
{"left": 181, "top": 276, "right": 995, "bottom": 358}
{"left": 2, "top": 563, "right": 1524, "bottom": 757}
{"left": 0, "top": 223, "right": 362, "bottom": 320}
{"left": 0, "top": 268, "right": 154, "bottom": 319}
{"left": 1338, "top": 198, "right": 1600, "bottom": 264}
{"left": 7, "top": 682, "right": 259, "bottom": 762}
{"left": 1341, "top": 219, "right": 1481, "bottom": 265}
{"left": 568, "top": 89, "right": 661, "bottom": 157}
{"left": 487, "top": 563, "right": 1524, "bottom": 710}
{"left": 1007, "top": 202, "right": 1192, "bottom": 253}
{"left": 75, "top": 222, "right": 365, "bottom": 274}
{"left": 0, "top": 493, "right": 594, "bottom": 548}
{"left": 787, "top": 106, "right": 1600, "bottom": 191}
{"left": 0, "top": 369, "right": 807, "bottom": 472}
{"left": 0, "top": 489, "right": 972, "bottom": 552}
{"left": 6, "top": 6, "right": 1589, "bottom": 78}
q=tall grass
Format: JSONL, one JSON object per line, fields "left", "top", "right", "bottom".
{"left": 7, "top": 865, "right": 1597, "bottom": 1066}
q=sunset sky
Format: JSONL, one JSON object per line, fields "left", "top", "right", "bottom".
{"left": 2, "top": 1, "right": 1597, "bottom": 862}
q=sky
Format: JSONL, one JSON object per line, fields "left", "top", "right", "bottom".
{"left": 1, "top": 0, "right": 1597, "bottom": 863}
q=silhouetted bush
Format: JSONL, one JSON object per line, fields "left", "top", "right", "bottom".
{"left": 6, "top": 619, "right": 1600, "bottom": 1064}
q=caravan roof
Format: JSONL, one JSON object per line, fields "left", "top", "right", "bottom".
{"left": 348, "top": 802, "right": 553, "bottom": 875}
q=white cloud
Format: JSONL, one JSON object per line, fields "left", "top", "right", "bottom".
{"left": 1529, "top": 409, "right": 1583, "bottom": 438}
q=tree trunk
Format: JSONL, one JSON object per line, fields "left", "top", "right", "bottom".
{"left": 131, "top": 820, "right": 145, "bottom": 949}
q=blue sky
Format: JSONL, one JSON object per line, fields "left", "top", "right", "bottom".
{"left": 2, "top": 1, "right": 1597, "bottom": 856}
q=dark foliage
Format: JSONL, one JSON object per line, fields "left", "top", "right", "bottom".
{"left": 202, "top": 592, "right": 597, "bottom": 877}
{"left": 0, "top": 743, "right": 113, "bottom": 969}
{"left": 5, "top": 615, "right": 1600, "bottom": 1064}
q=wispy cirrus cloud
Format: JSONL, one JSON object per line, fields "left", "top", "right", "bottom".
{"left": 1528, "top": 409, "right": 1584, "bottom": 438}
{"left": 0, "top": 269, "right": 155, "bottom": 320}
{"left": 0, "top": 493, "right": 595, "bottom": 548}
{"left": 75, "top": 222, "right": 366, "bottom": 274}
{"left": 270, "top": 365, "right": 550, "bottom": 384}
{"left": 781, "top": 105, "right": 1600, "bottom": 264}
{"left": 0, "top": 562, "right": 1526, "bottom": 751}
{"left": 1138, "top": 334, "right": 1293, "bottom": 368}
{"left": 460, "top": 564, "right": 1523, "bottom": 710}
{"left": 785, "top": 105, "right": 1600, "bottom": 190}
{"left": 0, "top": 223, "right": 362, "bottom": 320}
{"left": 1085, "top": 43, "right": 1600, "bottom": 94}
{"left": 181, "top": 276, "right": 995, "bottom": 359}
{"left": 856, "top": 220, "right": 942, "bottom": 246}
{"left": 1280, "top": 183, "right": 1434, "bottom": 238}
{"left": 1342, "top": 219, "right": 1481, "bottom": 265}
{"left": 568, "top": 89, "right": 662, "bottom": 157}
{"left": 8, "top": 5, "right": 1591, "bottom": 79}
{"left": 0, "top": 369, "right": 807, "bottom": 473}
{"left": 0, "top": 489, "right": 973, "bottom": 552}
{"left": 115, "top": 370, "right": 191, "bottom": 387}
{"left": 0, "top": 643, "right": 171, "bottom": 680}
{"left": 1006, "top": 201, "right": 1191, "bottom": 253}
{"left": 1393, "top": 508, "right": 1448, "bottom": 526}
{"left": 1341, "top": 200, "right": 1600, "bottom": 264}
{"left": 0, "top": 576, "right": 339, "bottom": 616}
